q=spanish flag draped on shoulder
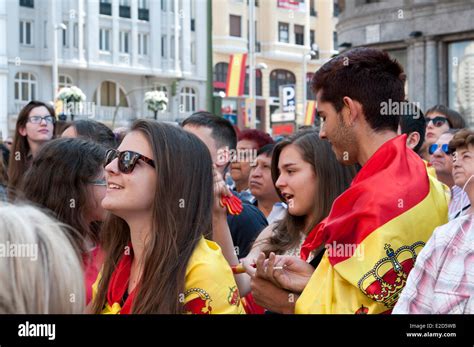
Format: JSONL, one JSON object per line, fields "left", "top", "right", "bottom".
{"left": 297, "top": 134, "right": 450, "bottom": 314}
{"left": 92, "top": 237, "right": 245, "bottom": 314}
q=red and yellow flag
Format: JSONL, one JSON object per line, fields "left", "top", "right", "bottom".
{"left": 304, "top": 100, "right": 316, "bottom": 126}
{"left": 297, "top": 134, "right": 450, "bottom": 314}
{"left": 226, "top": 53, "right": 247, "bottom": 98}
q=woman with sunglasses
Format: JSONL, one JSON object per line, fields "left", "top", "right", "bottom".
{"left": 421, "top": 104, "right": 466, "bottom": 160}
{"left": 17, "top": 137, "right": 107, "bottom": 304}
{"left": 8, "top": 101, "right": 56, "bottom": 198}
{"left": 91, "top": 120, "right": 244, "bottom": 314}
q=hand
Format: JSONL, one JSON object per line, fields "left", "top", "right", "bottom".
{"left": 250, "top": 276, "right": 297, "bottom": 314}
{"left": 212, "top": 165, "right": 232, "bottom": 216}
{"left": 271, "top": 255, "right": 315, "bottom": 293}
{"left": 241, "top": 256, "right": 257, "bottom": 277}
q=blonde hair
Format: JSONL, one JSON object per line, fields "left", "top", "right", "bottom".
{"left": 0, "top": 203, "right": 85, "bottom": 313}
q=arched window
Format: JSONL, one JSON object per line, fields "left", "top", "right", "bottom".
{"left": 180, "top": 87, "right": 196, "bottom": 112}
{"left": 14, "top": 72, "right": 36, "bottom": 101}
{"left": 93, "top": 81, "right": 129, "bottom": 107}
{"left": 213, "top": 62, "right": 228, "bottom": 91}
{"left": 269, "top": 69, "right": 296, "bottom": 97}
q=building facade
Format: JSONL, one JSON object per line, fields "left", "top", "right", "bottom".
{"left": 0, "top": 0, "right": 209, "bottom": 137}
{"left": 336, "top": 0, "right": 474, "bottom": 125}
{"left": 212, "top": 0, "right": 339, "bottom": 134}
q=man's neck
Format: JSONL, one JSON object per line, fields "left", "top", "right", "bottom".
{"left": 357, "top": 130, "right": 398, "bottom": 166}
{"left": 439, "top": 174, "right": 455, "bottom": 189}
{"left": 235, "top": 181, "right": 249, "bottom": 193}
{"left": 256, "top": 197, "right": 279, "bottom": 217}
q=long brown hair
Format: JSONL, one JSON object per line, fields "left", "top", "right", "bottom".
{"left": 17, "top": 138, "right": 106, "bottom": 254}
{"left": 264, "top": 130, "right": 357, "bottom": 255}
{"left": 8, "top": 101, "right": 55, "bottom": 196}
{"left": 92, "top": 120, "right": 214, "bottom": 314}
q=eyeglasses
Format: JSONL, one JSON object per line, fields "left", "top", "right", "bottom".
{"left": 90, "top": 178, "right": 107, "bottom": 186}
{"left": 429, "top": 143, "right": 453, "bottom": 155}
{"left": 105, "top": 149, "right": 155, "bottom": 174}
{"left": 28, "top": 115, "right": 55, "bottom": 124}
{"left": 425, "top": 116, "right": 449, "bottom": 128}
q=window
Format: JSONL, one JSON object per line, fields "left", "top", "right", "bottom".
{"left": 270, "top": 69, "right": 296, "bottom": 97}
{"left": 230, "top": 15, "right": 241, "bottom": 37}
{"left": 161, "top": 35, "right": 167, "bottom": 58}
{"left": 448, "top": 40, "right": 474, "bottom": 124}
{"left": 93, "top": 81, "right": 128, "bottom": 107}
{"left": 20, "top": 0, "right": 34, "bottom": 8}
{"left": 333, "top": 31, "right": 338, "bottom": 50}
{"left": 180, "top": 87, "right": 197, "bottom": 112}
{"left": 59, "top": 75, "right": 73, "bottom": 88}
{"left": 19, "top": 20, "right": 33, "bottom": 45}
{"left": 310, "top": 0, "right": 317, "bottom": 16}
{"left": 310, "top": 29, "right": 315, "bottom": 49}
{"left": 138, "top": 33, "right": 148, "bottom": 56}
{"left": 278, "top": 22, "right": 289, "bottom": 43}
{"left": 99, "top": 28, "right": 110, "bottom": 52}
{"left": 306, "top": 73, "right": 315, "bottom": 100}
{"left": 100, "top": 0, "right": 112, "bottom": 15}
{"left": 62, "top": 21, "right": 68, "bottom": 48}
{"left": 295, "top": 25, "right": 304, "bottom": 45}
{"left": 119, "top": 31, "right": 130, "bottom": 53}
{"left": 213, "top": 62, "right": 228, "bottom": 91}
{"left": 161, "top": 0, "right": 166, "bottom": 11}
{"left": 138, "top": 0, "right": 149, "bottom": 20}
{"left": 244, "top": 69, "right": 263, "bottom": 96}
{"left": 119, "top": 0, "right": 131, "bottom": 18}
{"left": 14, "top": 72, "right": 36, "bottom": 101}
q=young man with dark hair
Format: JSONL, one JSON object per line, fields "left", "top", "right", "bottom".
{"left": 254, "top": 47, "right": 449, "bottom": 314}
{"left": 182, "top": 112, "right": 267, "bottom": 259}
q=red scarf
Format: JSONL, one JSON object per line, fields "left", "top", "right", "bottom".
{"left": 106, "top": 244, "right": 137, "bottom": 314}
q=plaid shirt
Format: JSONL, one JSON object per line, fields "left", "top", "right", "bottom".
{"left": 393, "top": 215, "right": 474, "bottom": 314}
{"left": 448, "top": 185, "right": 470, "bottom": 220}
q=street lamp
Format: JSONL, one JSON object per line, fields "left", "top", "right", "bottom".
{"left": 302, "top": 49, "right": 318, "bottom": 124}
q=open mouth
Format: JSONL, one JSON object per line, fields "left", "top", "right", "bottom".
{"left": 107, "top": 183, "right": 124, "bottom": 190}
{"left": 281, "top": 192, "right": 294, "bottom": 203}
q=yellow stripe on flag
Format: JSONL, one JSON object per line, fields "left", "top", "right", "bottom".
{"left": 226, "top": 54, "right": 247, "bottom": 97}
{"left": 304, "top": 101, "right": 316, "bottom": 125}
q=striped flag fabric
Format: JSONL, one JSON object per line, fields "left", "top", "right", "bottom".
{"left": 296, "top": 134, "right": 450, "bottom": 314}
{"left": 304, "top": 100, "right": 316, "bottom": 126}
{"left": 225, "top": 53, "right": 247, "bottom": 98}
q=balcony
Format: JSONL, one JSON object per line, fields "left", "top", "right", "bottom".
{"left": 138, "top": 8, "right": 149, "bottom": 21}
{"left": 100, "top": 2, "right": 112, "bottom": 16}
{"left": 119, "top": 5, "right": 131, "bottom": 18}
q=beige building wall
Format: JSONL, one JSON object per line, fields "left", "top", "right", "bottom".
{"left": 213, "top": 0, "right": 338, "bottom": 133}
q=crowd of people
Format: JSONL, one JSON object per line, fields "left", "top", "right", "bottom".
{"left": 0, "top": 47, "right": 472, "bottom": 314}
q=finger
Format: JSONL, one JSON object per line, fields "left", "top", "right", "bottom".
{"left": 265, "top": 252, "right": 276, "bottom": 280}
{"left": 255, "top": 252, "right": 267, "bottom": 279}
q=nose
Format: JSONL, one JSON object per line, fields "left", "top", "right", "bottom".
{"left": 433, "top": 146, "right": 444, "bottom": 158}
{"left": 275, "top": 173, "right": 286, "bottom": 190}
{"left": 105, "top": 157, "right": 120, "bottom": 176}
{"left": 319, "top": 123, "right": 327, "bottom": 140}
{"left": 251, "top": 166, "right": 262, "bottom": 178}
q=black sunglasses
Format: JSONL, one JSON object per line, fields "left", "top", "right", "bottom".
{"left": 425, "top": 116, "right": 449, "bottom": 128}
{"left": 429, "top": 143, "right": 453, "bottom": 155}
{"left": 105, "top": 149, "right": 155, "bottom": 174}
